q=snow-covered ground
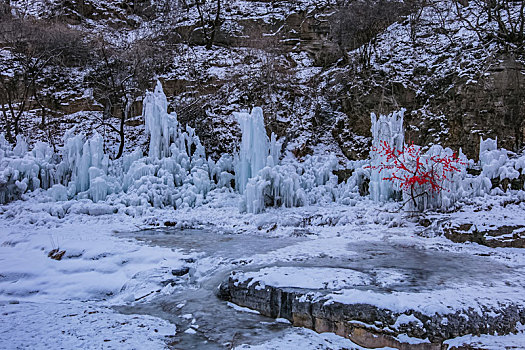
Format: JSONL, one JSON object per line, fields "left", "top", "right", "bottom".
{"left": 0, "top": 201, "right": 186, "bottom": 349}
{"left": 1, "top": 186, "right": 525, "bottom": 349}
{"left": 0, "top": 190, "right": 370, "bottom": 349}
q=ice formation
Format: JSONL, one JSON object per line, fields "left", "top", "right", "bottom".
{"left": 117, "top": 81, "right": 215, "bottom": 208}
{"left": 1, "top": 135, "right": 59, "bottom": 203}
{"left": 144, "top": 81, "right": 178, "bottom": 160}
{"left": 0, "top": 82, "right": 231, "bottom": 208}
{"left": 363, "top": 114, "right": 525, "bottom": 212}
{"left": 1, "top": 80, "right": 523, "bottom": 214}
{"left": 244, "top": 164, "right": 304, "bottom": 214}
{"left": 369, "top": 109, "right": 405, "bottom": 203}
{"left": 62, "top": 131, "right": 112, "bottom": 202}
{"left": 479, "top": 137, "right": 520, "bottom": 181}
{"left": 338, "top": 162, "right": 369, "bottom": 207}
{"left": 234, "top": 107, "right": 281, "bottom": 194}
{"left": 366, "top": 109, "right": 490, "bottom": 211}
{"left": 404, "top": 145, "right": 469, "bottom": 212}
{"left": 234, "top": 107, "right": 343, "bottom": 213}
{"left": 239, "top": 153, "right": 340, "bottom": 214}
{"left": 13, "top": 135, "right": 28, "bottom": 157}
{"left": 0, "top": 97, "right": 368, "bottom": 212}
{"left": 364, "top": 110, "right": 524, "bottom": 211}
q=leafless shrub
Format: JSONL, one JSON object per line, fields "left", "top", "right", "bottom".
{"left": 0, "top": 0, "right": 10, "bottom": 19}
{"left": 454, "top": 0, "right": 525, "bottom": 54}
{"left": 0, "top": 17, "right": 89, "bottom": 142}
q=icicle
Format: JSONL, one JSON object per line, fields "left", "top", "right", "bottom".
{"left": 269, "top": 132, "right": 282, "bottom": 167}
{"left": 13, "top": 135, "right": 28, "bottom": 157}
{"left": 144, "top": 80, "right": 179, "bottom": 160}
{"left": 478, "top": 137, "right": 518, "bottom": 181}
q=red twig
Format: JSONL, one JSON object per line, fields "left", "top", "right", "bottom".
{"left": 367, "top": 141, "right": 465, "bottom": 205}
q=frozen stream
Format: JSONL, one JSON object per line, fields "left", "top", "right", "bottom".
{"left": 115, "top": 228, "right": 513, "bottom": 349}
{"left": 116, "top": 228, "right": 307, "bottom": 349}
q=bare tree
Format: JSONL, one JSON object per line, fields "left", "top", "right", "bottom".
{"left": 0, "top": 0, "right": 9, "bottom": 18}
{"left": 194, "top": 0, "right": 222, "bottom": 49}
{"left": 86, "top": 38, "right": 170, "bottom": 159}
{"left": 0, "top": 17, "right": 87, "bottom": 142}
{"left": 454, "top": 0, "right": 525, "bottom": 53}
{"left": 406, "top": 0, "right": 429, "bottom": 45}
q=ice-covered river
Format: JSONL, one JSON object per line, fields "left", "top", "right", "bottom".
{"left": 115, "top": 227, "right": 513, "bottom": 349}
{"left": 115, "top": 228, "right": 305, "bottom": 349}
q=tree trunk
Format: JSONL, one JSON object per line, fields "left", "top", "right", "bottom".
{"left": 116, "top": 117, "right": 125, "bottom": 159}
{"left": 115, "top": 100, "right": 129, "bottom": 159}
{"left": 0, "top": 101, "right": 14, "bottom": 143}
{"left": 206, "top": 0, "right": 221, "bottom": 49}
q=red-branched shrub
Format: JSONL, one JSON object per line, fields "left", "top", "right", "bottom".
{"left": 369, "top": 141, "right": 464, "bottom": 208}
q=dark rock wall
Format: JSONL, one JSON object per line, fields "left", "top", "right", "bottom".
{"left": 4, "top": 1, "right": 525, "bottom": 161}
{"left": 333, "top": 54, "right": 525, "bottom": 160}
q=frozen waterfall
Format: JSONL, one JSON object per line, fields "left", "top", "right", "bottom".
{"left": 235, "top": 107, "right": 342, "bottom": 213}
{"left": 234, "top": 107, "right": 281, "bottom": 194}
{"left": 144, "top": 81, "right": 179, "bottom": 160}
{"left": 2, "top": 80, "right": 522, "bottom": 213}
{"left": 369, "top": 109, "right": 405, "bottom": 202}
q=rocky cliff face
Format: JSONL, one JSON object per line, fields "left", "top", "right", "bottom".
{"left": 3, "top": 0, "right": 525, "bottom": 161}
{"left": 332, "top": 53, "right": 525, "bottom": 160}
{"left": 445, "top": 55, "right": 524, "bottom": 157}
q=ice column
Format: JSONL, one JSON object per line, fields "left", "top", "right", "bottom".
{"left": 479, "top": 137, "right": 502, "bottom": 179}
{"left": 479, "top": 136, "right": 519, "bottom": 181}
{"left": 144, "top": 80, "right": 179, "bottom": 160}
{"left": 369, "top": 109, "right": 405, "bottom": 202}
{"left": 13, "top": 135, "right": 28, "bottom": 157}
{"left": 235, "top": 107, "right": 281, "bottom": 194}
{"left": 63, "top": 132, "right": 109, "bottom": 199}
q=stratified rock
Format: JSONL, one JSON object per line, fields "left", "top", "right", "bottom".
{"left": 218, "top": 270, "right": 525, "bottom": 349}
{"left": 443, "top": 223, "right": 525, "bottom": 248}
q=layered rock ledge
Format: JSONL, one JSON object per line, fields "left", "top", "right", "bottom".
{"left": 217, "top": 266, "right": 525, "bottom": 349}
{"left": 443, "top": 223, "right": 525, "bottom": 248}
